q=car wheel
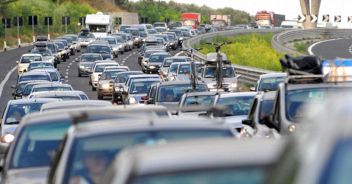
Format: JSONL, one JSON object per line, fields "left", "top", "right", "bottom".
{"left": 78, "top": 72, "right": 81, "bottom": 77}
{"left": 92, "top": 86, "right": 96, "bottom": 91}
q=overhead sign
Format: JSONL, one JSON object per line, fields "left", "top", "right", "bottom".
{"left": 322, "top": 14, "right": 330, "bottom": 22}
{"left": 335, "top": 15, "right": 342, "bottom": 23}
{"left": 13, "top": 16, "right": 23, "bottom": 26}
{"left": 44, "top": 16, "right": 53, "bottom": 25}
{"left": 2, "top": 18, "right": 11, "bottom": 28}
{"left": 298, "top": 14, "right": 306, "bottom": 23}
{"left": 311, "top": 14, "right": 318, "bottom": 23}
{"left": 28, "top": 15, "right": 38, "bottom": 26}
{"left": 348, "top": 16, "right": 352, "bottom": 23}
{"left": 62, "top": 16, "right": 70, "bottom": 25}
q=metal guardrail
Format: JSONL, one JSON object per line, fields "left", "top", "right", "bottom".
{"left": 271, "top": 29, "right": 352, "bottom": 55}
{"left": 183, "top": 29, "right": 281, "bottom": 85}
{"left": 184, "top": 28, "right": 352, "bottom": 85}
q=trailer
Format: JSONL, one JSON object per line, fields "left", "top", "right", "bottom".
{"left": 210, "top": 15, "right": 231, "bottom": 28}
{"left": 85, "top": 12, "right": 113, "bottom": 38}
{"left": 181, "top": 13, "right": 201, "bottom": 29}
{"left": 255, "top": 11, "right": 285, "bottom": 27}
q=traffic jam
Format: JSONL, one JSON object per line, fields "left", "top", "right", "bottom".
{"left": 0, "top": 12, "right": 351, "bottom": 184}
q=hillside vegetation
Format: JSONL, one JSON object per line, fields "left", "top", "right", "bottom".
{"left": 198, "top": 34, "right": 283, "bottom": 71}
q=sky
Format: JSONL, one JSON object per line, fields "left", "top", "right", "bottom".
{"left": 130, "top": 0, "right": 352, "bottom": 20}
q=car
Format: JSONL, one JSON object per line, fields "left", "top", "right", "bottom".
{"left": 48, "top": 118, "right": 238, "bottom": 184}
{"left": 97, "top": 69, "right": 125, "bottom": 99}
{"left": 16, "top": 81, "right": 54, "bottom": 99}
{"left": 112, "top": 71, "right": 143, "bottom": 103}
{"left": 166, "top": 61, "right": 203, "bottom": 82}
{"left": 31, "top": 68, "right": 63, "bottom": 83}
{"left": 146, "top": 81, "right": 208, "bottom": 111}
{"left": 159, "top": 56, "right": 191, "bottom": 79}
{"left": 202, "top": 54, "right": 238, "bottom": 92}
{"left": 53, "top": 41, "right": 70, "bottom": 62}
{"left": 0, "top": 98, "right": 60, "bottom": 142}
{"left": 125, "top": 28, "right": 142, "bottom": 47}
{"left": 86, "top": 44, "right": 113, "bottom": 60}
{"left": 30, "top": 83, "right": 73, "bottom": 94}
{"left": 100, "top": 36, "right": 122, "bottom": 57}
{"left": 164, "top": 32, "right": 178, "bottom": 50}
{"left": 126, "top": 78, "right": 161, "bottom": 104}
{"left": 153, "top": 22, "right": 168, "bottom": 29}
{"left": 212, "top": 92, "right": 256, "bottom": 130}
{"left": 16, "top": 54, "right": 42, "bottom": 75}
{"left": 64, "top": 34, "right": 82, "bottom": 53}
{"left": 90, "top": 61, "right": 119, "bottom": 90}
{"left": 241, "top": 91, "right": 281, "bottom": 139}
{"left": 76, "top": 53, "right": 103, "bottom": 77}
{"left": 138, "top": 49, "right": 165, "bottom": 66}
{"left": 177, "top": 91, "right": 220, "bottom": 117}
{"left": 124, "top": 74, "right": 160, "bottom": 93}
{"left": 30, "top": 48, "right": 56, "bottom": 67}
{"left": 102, "top": 138, "right": 285, "bottom": 184}
{"left": 253, "top": 73, "right": 287, "bottom": 92}
{"left": 40, "top": 100, "right": 112, "bottom": 112}
{"left": 28, "top": 91, "right": 89, "bottom": 101}
{"left": 141, "top": 52, "right": 172, "bottom": 73}
{"left": 57, "top": 36, "right": 76, "bottom": 55}
{"left": 78, "top": 31, "right": 95, "bottom": 47}
{"left": 27, "top": 61, "right": 55, "bottom": 71}
{"left": 111, "top": 33, "right": 132, "bottom": 51}
{"left": 267, "top": 94, "right": 352, "bottom": 184}
{"left": 45, "top": 41, "right": 61, "bottom": 65}
{"left": 147, "top": 29, "right": 157, "bottom": 35}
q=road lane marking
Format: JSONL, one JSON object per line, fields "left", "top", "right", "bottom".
{"left": 0, "top": 66, "right": 17, "bottom": 98}
{"left": 308, "top": 38, "right": 343, "bottom": 55}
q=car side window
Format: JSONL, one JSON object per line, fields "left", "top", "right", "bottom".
{"left": 272, "top": 91, "right": 281, "bottom": 131}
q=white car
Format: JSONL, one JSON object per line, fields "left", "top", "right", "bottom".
{"left": 90, "top": 61, "right": 119, "bottom": 90}
{"left": 16, "top": 54, "right": 42, "bottom": 75}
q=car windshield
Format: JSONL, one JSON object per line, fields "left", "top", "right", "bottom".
{"left": 21, "top": 56, "right": 42, "bottom": 63}
{"left": 15, "top": 83, "right": 28, "bottom": 94}
{"left": 217, "top": 95, "right": 255, "bottom": 116}
{"left": 19, "top": 74, "right": 51, "bottom": 82}
{"left": 149, "top": 54, "right": 170, "bottom": 63}
{"left": 148, "top": 30, "right": 157, "bottom": 34}
{"left": 31, "top": 49, "right": 52, "bottom": 56}
{"left": 102, "top": 38, "right": 116, "bottom": 45}
{"left": 54, "top": 42, "right": 65, "bottom": 49}
{"left": 285, "top": 88, "right": 352, "bottom": 122}
{"left": 129, "top": 80, "right": 159, "bottom": 94}
{"left": 95, "top": 65, "right": 117, "bottom": 72}
{"left": 64, "top": 130, "right": 233, "bottom": 184}
{"left": 183, "top": 95, "right": 216, "bottom": 109}
{"left": 22, "top": 84, "right": 40, "bottom": 96}
{"left": 131, "top": 167, "right": 266, "bottom": 184}
{"left": 178, "top": 64, "right": 191, "bottom": 74}
{"left": 158, "top": 84, "right": 208, "bottom": 102}
{"left": 11, "top": 120, "right": 70, "bottom": 168}
{"left": 89, "top": 25, "right": 107, "bottom": 33}
{"left": 47, "top": 71, "right": 59, "bottom": 81}
{"left": 43, "top": 95, "right": 81, "bottom": 101}
{"left": 114, "top": 73, "right": 141, "bottom": 83}
{"left": 258, "top": 77, "right": 285, "bottom": 91}
{"left": 100, "top": 71, "right": 120, "bottom": 80}
{"left": 32, "top": 86, "right": 72, "bottom": 93}
{"left": 87, "top": 46, "right": 111, "bottom": 54}
{"left": 259, "top": 100, "right": 274, "bottom": 124}
{"left": 81, "top": 55, "right": 102, "bottom": 62}
{"left": 29, "top": 62, "right": 53, "bottom": 69}
{"left": 204, "top": 67, "right": 235, "bottom": 78}
{"left": 5, "top": 103, "right": 45, "bottom": 124}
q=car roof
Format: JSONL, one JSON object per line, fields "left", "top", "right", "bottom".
{"left": 158, "top": 81, "right": 205, "bottom": 86}
{"left": 8, "top": 98, "right": 60, "bottom": 105}
{"left": 260, "top": 73, "right": 287, "bottom": 78}
{"left": 116, "top": 71, "right": 143, "bottom": 75}
{"left": 113, "top": 138, "right": 285, "bottom": 176}
{"left": 30, "top": 91, "right": 84, "bottom": 97}
{"left": 218, "top": 92, "right": 257, "bottom": 98}
{"left": 21, "top": 54, "right": 42, "bottom": 57}
{"left": 29, "top": 61, "right": 53, "bottom": 64}
{"left": 81, "top": 53, "right": 101, "bottom": 56}
{"left": 165, "top": 56, "right": 190, "bottom": 59}
{"left": 32, "top": 83, "right": 72, "bottom": 88}
{"left": 150, "top": 52, "right": 170, "bottom": 56}
{"left": 128, "top": 74, "right": 159, "bottom": 79}
{"left": 285, "top": 82, "right": 352, "bottom": 90}
{"left": 40, "top": 100, "right": 112, "bottom": 111}
{"left": 132, "top": 78, "right": 161, "bottom": 83}
{"left": 20, "top": 71, "right": 49, "bottom": 76}
{"left": 184, "top": 91, "right": 221, "bottom": 97}
{"left": 72, "top": 117, "right": 233, "bottom": 138}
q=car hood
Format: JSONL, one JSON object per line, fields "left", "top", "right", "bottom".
{"left": 148, "top": 62, "right": 162, "bottom": 66}
{"left": 223, "top": 115, "right": 247, "bottom": 128}
{"left": 42, "top": 56, "right": 54, "bottom": 61}
{"left": 6, "top": 167, "right": 49, "bottom": 184}
{"left": 79, "top": 62, "right": 94, "bottom": 68}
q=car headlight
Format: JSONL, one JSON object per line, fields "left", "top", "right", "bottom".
{"left": 118, "top": 45, "right": 123, "bottom": 49}
{"left": 79, "top": 65, "right": 85, "bottom": 69}
{"left": 2, "top": 133, "right": 15, "bottom": 143}
{"left": 129, "top": 97, "right": 137, "bottom": 104}
{"left": 113, "top": 47, "right": 118, "bottom": 51}
{"left": 230, "top": 83, "right": 237, "bottom": 88}
{"left": 142, "top": 39, "right": 146, "bottom": 42}
{"left": 102, "top": 83, "right": 110, "bottom": 89}
{"left": 288, "top": 125, "right": 296, "bottom": 133}
{"left": 170, "top": 42, "right": 174, "bottom": 45}
{"left": 149, "top": 66, "right": 156, "bottom": 69}
{"left": 115, "top": 86, "right": 121, "bottom": 91}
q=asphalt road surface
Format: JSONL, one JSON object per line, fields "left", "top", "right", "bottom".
{"left": 310, "top": 38, "right": 352, "bottom": 59}
{"left": 0, "top": 46, "right": 181, "bottom": 115}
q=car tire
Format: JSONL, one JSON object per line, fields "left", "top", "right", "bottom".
{"left": 97, "top": 94, "right": 103, "bottom": 100}
{"left": 92, "top": 86, "right": 96, "bottom": 91}
{"left": 78, "top": 72, "right": 81, "bottom": 77}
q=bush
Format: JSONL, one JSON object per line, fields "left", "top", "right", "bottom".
{"left": 198, "top": 34, "right": 283, "bottom": 71}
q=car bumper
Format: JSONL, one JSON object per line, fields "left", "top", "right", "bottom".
{"left": 98, "top": 88, "right": 113, "bottom": 96}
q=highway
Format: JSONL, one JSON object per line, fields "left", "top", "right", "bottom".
{"left": 310, "top": 38, "right": 352, "bottom": 59}
{"left": 0, "top": 46, "right": 180, "bottom": 115}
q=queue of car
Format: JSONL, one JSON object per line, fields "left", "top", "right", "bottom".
{"left": 2, "top": 21, "right": 351, "bottom": 184}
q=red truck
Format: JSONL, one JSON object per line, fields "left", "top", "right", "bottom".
{"left": 255, "top": 10, "right": 285, "bottom": 27}
{"left": 181, "top": 13, "right": 201, "bottom": 29}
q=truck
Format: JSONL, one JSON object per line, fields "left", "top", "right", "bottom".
{"left": 255, "top": 11, "right": 285, "bottom": 27}
{"left": 181, "top": 13, "right": 201, "bottom": 29}
{"left": 85, "top": 12, "right": 113, "bottom": 38}
{"left": 210, "top": 15, "right": 231, "bottom": 28}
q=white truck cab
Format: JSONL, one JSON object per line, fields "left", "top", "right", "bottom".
{"left": 85, "top": 12, "right": 113, "bottom": 38}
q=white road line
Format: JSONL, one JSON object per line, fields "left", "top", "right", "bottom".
{"left": 0, "top": 66, "right": 17, "bottom": 98}
{"left": 67, "top": 65, "right": 71, "bottom": 68}
{"left": 65, "top": 80, "right": 69, "bottom": 83}
{"left": 65, "top": 76, "right": 68, "bottom": 79}
{"left": 308, "top": 38, "right": 343, "bottom": 55}
{"left": 66, "top": 69, "right": 69, "bottom": 71}
{"left": 69, "top": 63, "right": 72, "bottom": 65}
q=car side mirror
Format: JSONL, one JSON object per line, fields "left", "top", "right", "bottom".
{"left": 242, "top": 119, "right": 254, "bottom": 128}
{"left": 16, "top": 61, "right": 19, "bottom": 64}
{"left": 250, "top": 87, "right": 256, "bottom": 91}
{"left": 11, "top": 85, "right": 16, "bottom": 89}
